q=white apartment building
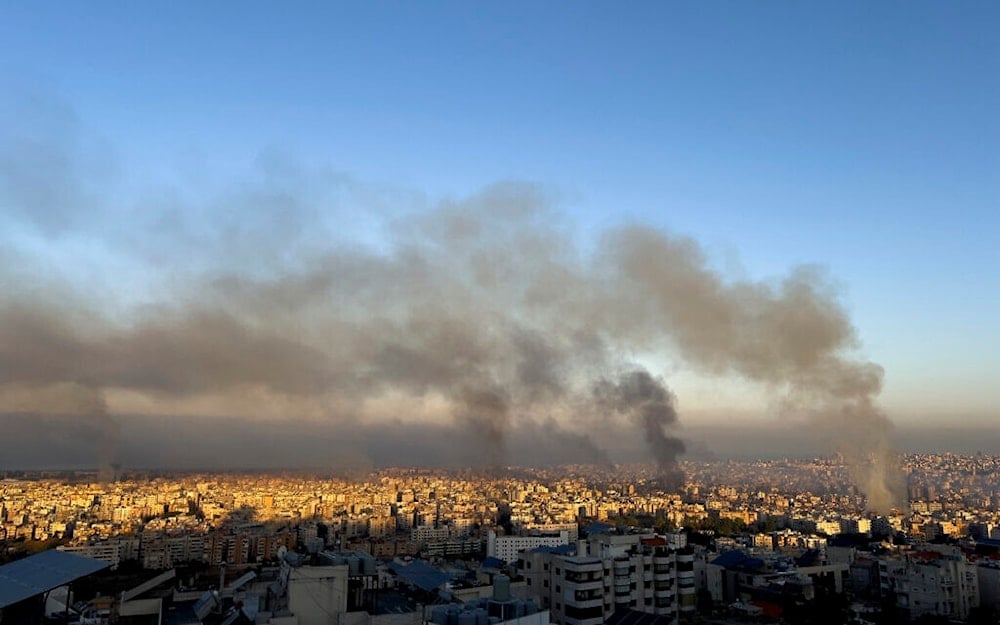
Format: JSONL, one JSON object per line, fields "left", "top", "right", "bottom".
{"left": 879, "top": 550, "right": 980, "bottom": 622}
{"left": 59, "top": 537, "right": 139, "bottom": 569}
{"left": 518, "top": 534, "right": 684, "bottom": 625}
{"left": 488, "top": 529, "right": 570, "bottom": 564}
{"left": 523, "top": 523, "right": 579, "bottom": 542}
{"left": 412, "top": 524, "right": 451, "bottom": 545}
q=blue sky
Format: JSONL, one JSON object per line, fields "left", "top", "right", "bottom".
{"left": 2, "top": 1, "right": 998, "bottom": 424}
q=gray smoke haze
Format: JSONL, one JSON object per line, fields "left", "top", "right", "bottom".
{"left": 601, "top": 228, "right": 905, "bottom": 510}
{"left": 0, "top": 99, "right": 903, "bottom": 506}
{"left": 0, "top": 381, "right": 119, "bottom": 481}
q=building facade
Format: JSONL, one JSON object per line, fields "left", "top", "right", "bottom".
{"left": 519, "top": 534, "right": 681, "bottom": 625}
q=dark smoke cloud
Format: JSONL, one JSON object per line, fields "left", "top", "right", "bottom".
{"left": 0, "top": 97, "right": 903, "bottom": 506}
{"left": 594, "top": 370, "right": 685, "bottom": 488}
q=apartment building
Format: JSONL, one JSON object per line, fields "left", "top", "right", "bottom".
{"left": 878, "top": 549, "right": 980, "bottom": 622}
{"left": 489, "top": 529, "right": 571, "bottom": 564}
{"left": 519, "top": 534, "right": 682, "bottom": 625}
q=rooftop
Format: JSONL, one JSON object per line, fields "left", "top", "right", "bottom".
{"left": 0, "top": 550, "right": 110, "bottom": 609}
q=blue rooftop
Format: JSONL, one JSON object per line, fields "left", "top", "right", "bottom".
{"left": 0, "top": 550, "right": 110, "bottom": 609}
{"left": 585, "top": 523, "right": 615, "bottom": 535}
{"left": 389, "top": 560, "right": 450, "bottom": 592}
{"left": 480, "top": 556, "right": 506, "bottom": 569}
{"left": 527, "top": 544, "right": 576, "bottom": 556}
{"left": 710, "top": 550, "right": 765, "bottom": 571}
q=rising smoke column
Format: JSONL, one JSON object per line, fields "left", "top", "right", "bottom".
{"left": 594, "top": 370, "right": 685, "bottom": 488}
{"left": 455, "top": 384, "right": 511, "bottom": 469}
{"left": 602, "top": 227, "right": 904, "bottom": 511}
{"left": 788, "top": 359, "right": 903, "bottom": 512}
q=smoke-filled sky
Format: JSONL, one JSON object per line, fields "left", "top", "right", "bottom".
{"left": 1, "top": 3, "right": 998, "bottom": 480}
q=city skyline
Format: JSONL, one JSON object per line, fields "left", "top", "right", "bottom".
{"left": 1, "top": 3, "right": 998, "bottom": 475}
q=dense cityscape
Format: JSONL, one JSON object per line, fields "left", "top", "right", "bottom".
{"left": 3, "top": 3, "right": 996, "bottom": 625}
{"left": 3, "top": 454, "right": 1000, "bottom": 624}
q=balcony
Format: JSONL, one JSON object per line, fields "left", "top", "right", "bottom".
{"left": 565, "top": 570, "right": 603, "bottom": 583}
{"left": 569, "top": 595, "right": 603, "bottom": 609}
{"left": 566, "top": 579, "right": 604, "bottom": 593}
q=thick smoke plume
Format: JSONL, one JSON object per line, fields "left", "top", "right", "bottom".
{"left": 594, "top": 370, "right": 685, "bottom": 489}
{"left": 0, "top": 108, "right": 903, "bottom": 506}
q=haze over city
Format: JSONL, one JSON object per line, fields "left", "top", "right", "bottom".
{"left": 1, "top": 2, "right": 998, "bottom": 491}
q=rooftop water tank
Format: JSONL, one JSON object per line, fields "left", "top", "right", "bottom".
{"left": 431, "top": 605, "right": 450, "bottom": 625}
{"left": 346, "top": 556, "right": 360, "bottom": 575}
{"left": 524, "top": 598, "right": 538, "bottom": 615}
{"left": 492, "top": 574, "right": 511, "bottom": 602}
{"left": 514, "top": 600, "right": 526, "bottom": 617}
{"left": 458, "top": 611, "right": 477, "bottom": 625}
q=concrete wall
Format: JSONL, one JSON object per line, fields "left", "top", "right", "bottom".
{"left": 288, "top": 565, "right": 350, "bottom": 625}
